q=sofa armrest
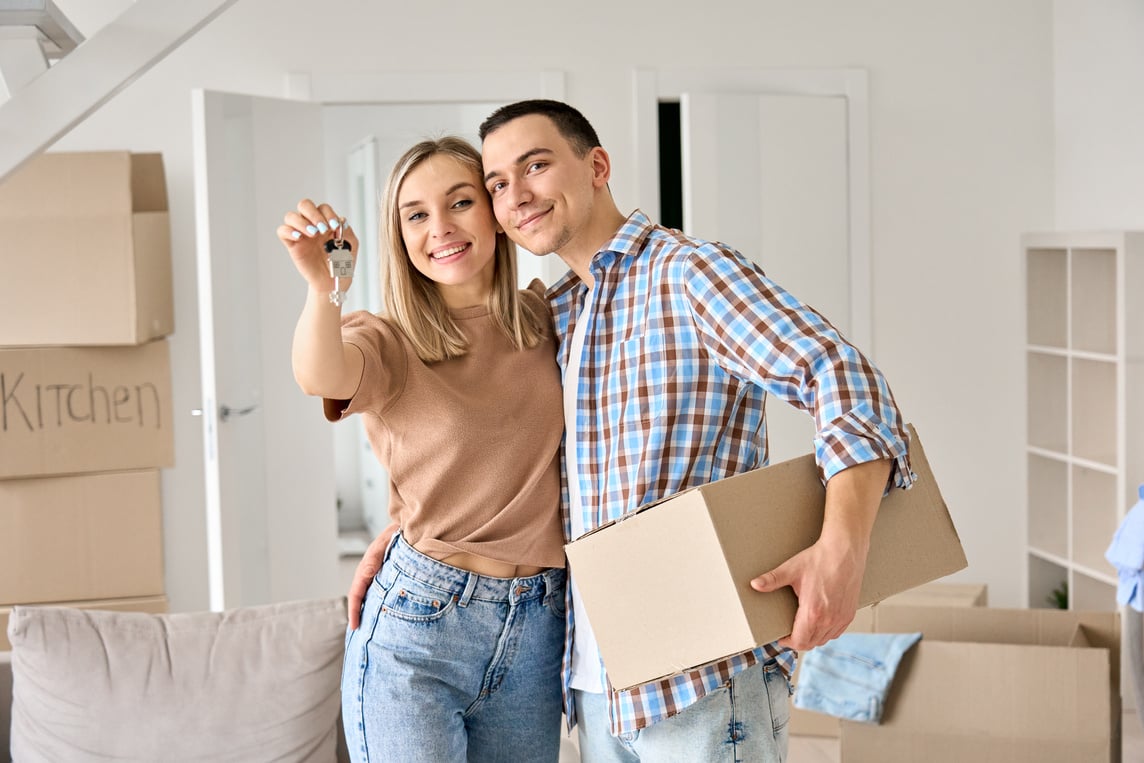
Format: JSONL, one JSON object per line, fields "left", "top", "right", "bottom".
{"left": 1, "top": 651, "right": 11, "bottom": 763}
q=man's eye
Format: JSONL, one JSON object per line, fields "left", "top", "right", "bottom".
{"left": 489, "top": 181, "right": 506, "bottom": 193}
{"left": 527, "top": 162, "right": 546, "bottom": 172}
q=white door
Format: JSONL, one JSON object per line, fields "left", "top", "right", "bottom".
{"left": 681, "top": 92, "right": 850, "bottom": 465}
{"left": 192, "top": 89, "right": 339, "bottom": 610}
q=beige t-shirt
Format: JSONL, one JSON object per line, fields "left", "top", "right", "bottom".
{"left": 324, "top": 281, "right": 565, "bottom": 569}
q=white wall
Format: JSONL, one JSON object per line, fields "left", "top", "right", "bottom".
{"left": 1053, "top": 0, "right": 1144, "bottom": 228}
{"left": 44, "top": 0, "right": 1059, "bottom": 611}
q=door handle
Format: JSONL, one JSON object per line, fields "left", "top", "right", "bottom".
{"left": 218, "top": 403, "right": 259, "bottom": 422}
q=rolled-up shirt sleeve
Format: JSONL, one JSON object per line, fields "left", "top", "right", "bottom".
{"left": 683, "top": 243, "right": 914, "bottom": 490}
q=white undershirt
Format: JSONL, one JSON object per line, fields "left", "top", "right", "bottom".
{"left": 564, "top": 290, "right": 604, "bottom": 693}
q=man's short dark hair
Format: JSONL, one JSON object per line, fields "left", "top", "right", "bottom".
{"left": 479, "top": 99, "right": 602, "bottom": 157}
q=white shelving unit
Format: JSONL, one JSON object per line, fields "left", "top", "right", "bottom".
{"left": 1023, "top": 231, "right": 1144, "bottom": 613}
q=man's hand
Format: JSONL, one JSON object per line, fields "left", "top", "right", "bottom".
{"left": 750, "top": 536, "right": 866, "bottom": 650}
{"left": 749, "top": 458, "right": 892, "bottom": 651}
{"left": 347, "top": 523, "right": 398, "bottom": 630}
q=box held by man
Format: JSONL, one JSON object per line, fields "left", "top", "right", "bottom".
{"left": 564, "top": 424, "right": 967, "bottom": 691}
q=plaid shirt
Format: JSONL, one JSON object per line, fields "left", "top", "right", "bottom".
{"left": 550, "top": 210, "right": 913, "bottom": 735}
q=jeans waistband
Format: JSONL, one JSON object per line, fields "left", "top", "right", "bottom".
{"left": 383, "top": 533, "right": 565, "bottom": 606}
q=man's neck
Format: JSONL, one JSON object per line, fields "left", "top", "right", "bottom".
{"left": 558, "top": 206, "right": 630, "bottom": 288}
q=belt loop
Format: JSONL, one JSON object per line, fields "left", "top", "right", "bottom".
{"left": 382, "top": 531, "right": 401, "bottom": 565}
{"left": 457, "top": 572, "right": 478, "bottom": 607}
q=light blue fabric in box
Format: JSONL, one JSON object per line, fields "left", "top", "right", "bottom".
{"left": 792, "top": 631, "right": 922, "bottom": 724}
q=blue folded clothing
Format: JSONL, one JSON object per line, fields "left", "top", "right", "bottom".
{"left": 1106, "top": 485, "right": 1144, "bottom": 613}
{"left": 792, "top": 631, "right": 922, "bottom": 724}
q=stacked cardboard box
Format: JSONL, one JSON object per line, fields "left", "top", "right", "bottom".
{"left": 0, "top": 152, "right": 174, "bottom": 649}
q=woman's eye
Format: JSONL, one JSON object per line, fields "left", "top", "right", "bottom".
{"left": 407, "top": 211, "right": 426, "bottom": 222}
{"left": 452, "top": 199, "right": 473, "bottom": 210}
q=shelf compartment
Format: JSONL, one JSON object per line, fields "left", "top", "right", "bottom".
{"left": 1071, "top": 570, "right": 1117, "bottom": 612}
{"left": 1026, "top": 248, "right": 1068, "bottom": 349}
{"left": 1071, "top": 357, "right": 1118, "bottom": 466}
{"left": 1027, "top": 453, "right": 1068, "bottom": 558}
{"left": 1070, "top": 247, "right": 1117, "bottom": 355}
{"left": 1028, "top": 553, "right": 1069, "bottom": 609}
{"left": 1071, "top": 465, "right": 1118, "bottom": 573}
{"left": 1027, "top": 351, "right": 1068, "bottom": 453}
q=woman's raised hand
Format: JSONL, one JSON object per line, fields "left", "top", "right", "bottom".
{"left": 278, "top": 199, "right": 361, "bottom": 294}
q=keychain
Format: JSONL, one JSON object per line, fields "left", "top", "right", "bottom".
{"left": 325, "top": 220, "right": 354, "bottom": 307}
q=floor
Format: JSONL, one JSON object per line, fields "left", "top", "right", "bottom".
{"left": 557, "top": 708, "right": 1143, "bottom": 761}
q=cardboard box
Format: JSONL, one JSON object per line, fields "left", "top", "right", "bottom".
{"left": 0, "top": 339, "right": 174, "bottom": 479}
{"left": 841, "top": 605, "right": 1121, "bottom": 763}
{"left": 879, "top": 579, "right": 988, "bottom": 608}
{"left": 0, "top": 470, "right": 165, "bottom": 605}
{"left": 790, "top": 580, "right": 988, "bottom": 737}
{"left": 0, "top": 151, "right": 173, "bottom": 346}
{"left": 564, "top": 425, "right": 967, "bottom": 690}
{"left": 0, "top": 595, "right": 168, "bottom": 652}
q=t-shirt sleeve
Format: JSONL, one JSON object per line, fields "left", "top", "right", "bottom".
{"left": 521, "top": 278, "right": 555, "bottom": 335}
{"left": 321, "top": 310, "right": 408, "bottom": 421}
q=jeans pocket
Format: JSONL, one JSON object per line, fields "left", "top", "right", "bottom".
{"left": 380, "top": 573, "right": 458, "bottom": 624}
{"left": 545, "top": 580, "right": 568, "bottom": 622}
{"left": 763, "top": 663, "right": 791, "bottom": 737}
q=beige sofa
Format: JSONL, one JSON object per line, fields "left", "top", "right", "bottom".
{"left": 1, "top": 599, "right": 350, "bottom": 763}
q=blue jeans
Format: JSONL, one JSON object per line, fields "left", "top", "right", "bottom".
{"left": 341, "top": 534, "right": 566, "bottom": 762}
{"left": 574, "top": 661, "right": 790, "bottom": 762}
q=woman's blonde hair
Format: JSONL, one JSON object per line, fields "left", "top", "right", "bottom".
{"left": 378, "top": 136, "right": 546, "bottom": 362}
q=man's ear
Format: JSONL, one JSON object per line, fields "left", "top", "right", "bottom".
{"left": 589, "top": 146, "right": 612, "bottom": 189}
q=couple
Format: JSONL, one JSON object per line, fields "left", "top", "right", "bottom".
{"left": 279, "top": 99, "right": 913, "bottom": 763}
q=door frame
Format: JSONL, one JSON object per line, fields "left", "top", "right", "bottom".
{"left": 632, "top": 68, "right": 872, "bottom": 351}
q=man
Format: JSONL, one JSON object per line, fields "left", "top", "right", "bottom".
{"left": 351, "top": 99, "right": 913, "bottom": 761}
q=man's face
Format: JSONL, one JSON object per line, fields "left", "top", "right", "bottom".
{"left": 481, "top": 114, "right": 596, "bottom": 257}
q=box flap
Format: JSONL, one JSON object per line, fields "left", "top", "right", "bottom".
{"left": 873, "top": 605, "right": 1120, "bottom": 695}
{"left": 878, "top": 641, "right": 1110, "bottom": 732}
{"left": 129, "top": 153, "right": 168, "bottom": 213}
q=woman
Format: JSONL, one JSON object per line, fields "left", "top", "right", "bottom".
{"left": 278, "top": 137, "right": 566, "bottom": 763}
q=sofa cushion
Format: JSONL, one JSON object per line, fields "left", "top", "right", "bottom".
{"left": 7, "top": 597, "right": 347, "bottom": 763}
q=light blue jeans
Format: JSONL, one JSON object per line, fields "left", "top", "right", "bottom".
{"left": 574, "top": 661, "right": 790, "bottom": 762}
{"left": 341, "top": 534, "right": 566, "bottom": 762}
{"left": 791, "top": 631, "right": 921, "bottom": 723}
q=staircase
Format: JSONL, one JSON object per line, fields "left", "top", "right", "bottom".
{"left": 0, "top": 0, "right": 83, "bottom": 99}
{"left": 0, "top": 0, "right": 239, "bottom": 184}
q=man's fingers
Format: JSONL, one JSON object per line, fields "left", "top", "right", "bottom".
{"left": 750, "top": 565, "right": 790, "bottom": 593}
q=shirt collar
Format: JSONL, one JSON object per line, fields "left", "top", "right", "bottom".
{"left": 545, "top": 209, "right": 654, "bottom": 304}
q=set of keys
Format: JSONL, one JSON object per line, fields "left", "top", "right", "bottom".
{"left": 325, "top": 221, "right": 354, "bottom": 307}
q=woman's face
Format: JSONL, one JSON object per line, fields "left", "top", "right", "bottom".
{"left": 397, "top": 154, "right": 499, "bottom": 306}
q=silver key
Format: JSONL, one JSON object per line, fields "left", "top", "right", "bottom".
{"left": 325, "top": 238, "right": 353, "bottom": 307}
